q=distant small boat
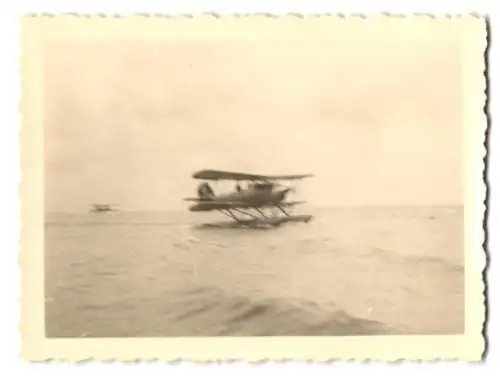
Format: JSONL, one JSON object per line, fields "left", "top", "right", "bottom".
{"left": 90, "top": 204, "right": 118, "bottom": 213}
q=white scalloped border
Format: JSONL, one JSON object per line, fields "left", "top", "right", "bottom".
{"left": 18, "top": 13, "right": 488, "bottom": 363}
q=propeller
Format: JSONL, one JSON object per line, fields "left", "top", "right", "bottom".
{"left": 278, "top": 187, "right": 295, "bottom": 202}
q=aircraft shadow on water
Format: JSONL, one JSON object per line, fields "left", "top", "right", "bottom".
{"left": 184, "top": 169, "right": 314, "bottom": 229}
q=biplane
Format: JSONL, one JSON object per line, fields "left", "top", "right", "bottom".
{"left": 184, "top": 169, "right": 313, "bottom": 228}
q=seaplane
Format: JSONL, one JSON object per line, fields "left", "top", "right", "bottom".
{"left": 89, "top": 203, "right": 118, "bottom": 213}
{"left": 184, "top": 169, "right": 314, "bottom": 228}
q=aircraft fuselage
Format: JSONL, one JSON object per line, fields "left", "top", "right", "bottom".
{"left": 212, "top": 186, "right": 290, "bottom": 206}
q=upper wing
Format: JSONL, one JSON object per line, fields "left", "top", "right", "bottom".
{"left": 192, "top": 169, "right": 313, "bottom": 181}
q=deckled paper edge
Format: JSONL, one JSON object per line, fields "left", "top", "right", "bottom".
{"left": 18, "top": 13, "right": 488, "bottom": 363}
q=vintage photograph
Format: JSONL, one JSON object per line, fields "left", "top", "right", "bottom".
{"left": 21, "top": 15, "right": 486, "bottom": 360}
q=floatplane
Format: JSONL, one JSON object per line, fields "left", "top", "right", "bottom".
{"left": 184, "top": 169, "right": 313, "bottom": 228}
{"left": 89, "top": 203, "right": 118, "bottom": 213}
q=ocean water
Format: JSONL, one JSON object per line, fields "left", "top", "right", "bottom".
{"left": 45, "top": 206, "right": 464, "bottom": 338}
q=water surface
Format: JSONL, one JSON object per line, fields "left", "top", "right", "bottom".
{"left": 45, "top": 206, "right": 464, "bottom": 337}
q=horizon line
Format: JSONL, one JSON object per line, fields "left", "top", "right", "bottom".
{"left": 45, "top": 204, "right": 464, "bottom": 215}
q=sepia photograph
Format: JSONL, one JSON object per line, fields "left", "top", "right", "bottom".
{"left": 21, "top": 15, "right": 486, "bottom": 360}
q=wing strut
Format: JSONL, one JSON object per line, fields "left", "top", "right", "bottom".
{"left": 276, "top": 204, "right": 290, "bottom": 217}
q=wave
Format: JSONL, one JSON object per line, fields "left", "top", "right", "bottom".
{"left": 366, "top": 247, "right": 463, "bottom": 273}
{"left": 162, "top": 287, "right": 394, "bottom": 337}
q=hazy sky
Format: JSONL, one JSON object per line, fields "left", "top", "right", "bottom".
{"left": 44, "top": 30, "right": 463, "bottom": 212}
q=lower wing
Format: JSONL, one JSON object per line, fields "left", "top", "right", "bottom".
{"left": 189, "top": 201, "right": 305, "bottom": 212}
